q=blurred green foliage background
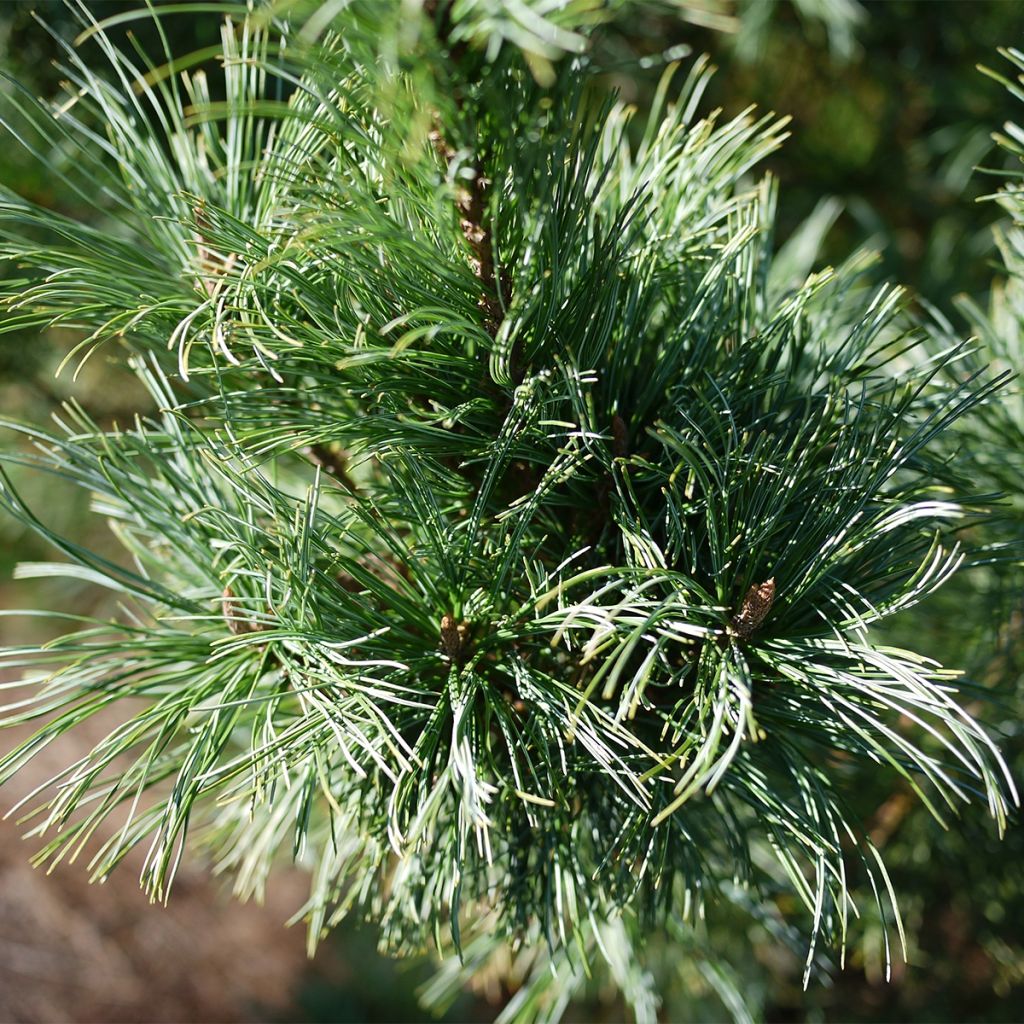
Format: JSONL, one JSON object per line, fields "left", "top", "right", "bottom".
{"left": 2, "top": 2, "right": 1023, "bottom": 1021}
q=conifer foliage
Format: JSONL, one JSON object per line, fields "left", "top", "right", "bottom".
{"left": 0, "top": 4, "right": 1016, "bottom": 1019}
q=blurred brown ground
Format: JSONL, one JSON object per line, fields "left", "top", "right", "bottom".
{"left": 0, "top": 366, "right": 321, "bottom": 1024}
{"left": 0, "top": 708, "right": 315, "bottom": 1024}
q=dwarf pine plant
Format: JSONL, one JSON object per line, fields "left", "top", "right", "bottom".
{"left": 0, "top": 3, "right": 1017, "bottom": 1020}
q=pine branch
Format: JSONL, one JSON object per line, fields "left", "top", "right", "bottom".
{"left": 0, "top": 7, "right": 1016, "bottom": 1024}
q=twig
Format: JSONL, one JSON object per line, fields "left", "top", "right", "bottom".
{"left": 306, "top": 441, "right": 359, "bottom": 493}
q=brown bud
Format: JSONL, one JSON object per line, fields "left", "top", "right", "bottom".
{"left": 729, "top": 578, "right": 776, "bottom": 639}
{"left": 440, "top": 613, "right": 469, "bottom": 660}
{"left": 221, "top": 585, "right": 264, "bottom": 636}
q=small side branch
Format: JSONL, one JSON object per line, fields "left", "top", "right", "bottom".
{"left": 430, "top": 126, "right": 509, "bottom": 338}
{"left": 458, "top": 170, "right": 505, "bottom": 335}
